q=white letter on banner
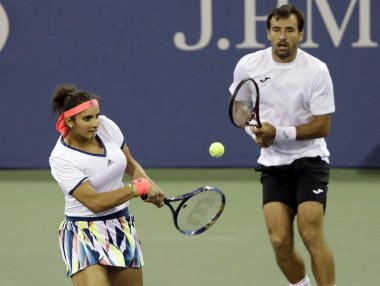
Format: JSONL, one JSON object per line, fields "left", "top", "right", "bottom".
{"left": 352, "top": 0, "right": 378, "bottom": 47}
{"left": 0, "top": 4, "right": 9, "bottom": 52}
{"left": 313, "top": 0, "right": 378, "bottom": 48}
{"left": 173, "top": 0, "right": 212, "bottom": 51}
{"left": 301, "top": 0, "right": 319, "bottom": 48}
{"left": 236, "top": 0, "right": 288, "bottom": 49}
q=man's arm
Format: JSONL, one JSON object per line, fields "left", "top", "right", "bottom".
{"left": 252, "top": 114, "right": 332, "bottom": 148}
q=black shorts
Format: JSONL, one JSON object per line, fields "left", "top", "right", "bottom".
{"left": 256, "top": 156, "right": 330, "bottom": 213}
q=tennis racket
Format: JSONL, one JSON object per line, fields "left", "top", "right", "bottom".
{"left": 164, "top": 186, "right": 226, "bottom": 235}
{"left": 229, "top": 77, "right": 262, "bottom": 129}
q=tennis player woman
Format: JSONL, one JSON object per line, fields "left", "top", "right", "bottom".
{"left": 49, "top": 84, "right": 164, "bottom": 286}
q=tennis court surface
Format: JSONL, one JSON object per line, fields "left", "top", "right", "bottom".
{"left": 0, "top": 168, "right": 379, "bottom": 285}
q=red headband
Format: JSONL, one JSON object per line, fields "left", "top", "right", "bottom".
{"left": 56, "top": 99, "right": 99, "bottom": 136}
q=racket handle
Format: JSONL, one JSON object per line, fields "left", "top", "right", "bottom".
{"left": 140, "top": 194, "right": 148, "bottom": 200}
{"left": 132, "top": 178, "right": 150, "bottom": 197}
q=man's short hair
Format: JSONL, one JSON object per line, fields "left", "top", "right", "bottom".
{"left": 267, "top": 4, "right": 305, "bottom": 32}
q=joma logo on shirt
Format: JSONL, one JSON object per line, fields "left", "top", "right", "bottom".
{"left": 260, "top": 77, "right": 270, "bottom": 83}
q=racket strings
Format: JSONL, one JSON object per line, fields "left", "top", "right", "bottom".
{"left": 231, "top": 79, "right": 260, "bottom": 127}
{"left": 176, "top": 190, "right": 224, "bottom": 232}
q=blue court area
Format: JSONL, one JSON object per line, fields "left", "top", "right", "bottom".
{"left": 0, "top": 168, "right": 379, "bottom": 285}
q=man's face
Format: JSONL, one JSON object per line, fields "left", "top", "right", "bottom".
{"left": 267, "top": 14, "right": 304, "bottom": 63}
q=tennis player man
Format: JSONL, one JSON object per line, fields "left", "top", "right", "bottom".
{"left": 229, "top": 5, "right": 336, "bottom": 286}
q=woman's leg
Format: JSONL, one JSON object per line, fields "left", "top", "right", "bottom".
{"left": 71, "top": 264, "right": 110, "bottom": 286}
{"left": 108, "top": 267, "right": 143, "bottom": 286}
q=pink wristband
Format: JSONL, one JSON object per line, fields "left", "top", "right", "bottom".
{"left": 132, "top": 178, "right": 150, "bottom": 196}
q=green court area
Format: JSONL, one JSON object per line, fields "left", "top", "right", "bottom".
{"left": 0, "top": 168, "right": 379, "bottom": 285}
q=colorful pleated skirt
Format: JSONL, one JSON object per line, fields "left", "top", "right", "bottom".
{"left": 58, "top": 208, "right": 144, "bottom": 277}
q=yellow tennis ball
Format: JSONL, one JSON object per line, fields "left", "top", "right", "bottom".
{"left": 209, "top": 142, "right": 225, "bottom": 158}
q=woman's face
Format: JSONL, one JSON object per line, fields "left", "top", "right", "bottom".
{"left": 68, "top": 106, "right": 100, "bottom": 140}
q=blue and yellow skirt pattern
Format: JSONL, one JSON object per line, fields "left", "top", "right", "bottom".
{"left": 58, "top": 209, "right": 143, "bottom": 277}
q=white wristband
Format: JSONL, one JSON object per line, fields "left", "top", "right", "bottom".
{"left": 275, "top": 126, "right": 297, "bottom": 141}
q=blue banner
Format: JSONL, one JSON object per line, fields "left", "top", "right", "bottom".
{"left": 0, "top": 0, "right": 379, "bottom": 168}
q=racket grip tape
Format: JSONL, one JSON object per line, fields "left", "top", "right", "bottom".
{"left": 140, "top": 194, "right": 148, "bottom": 200}
{"left": 130, "top": 178, "right": 150, "bottom": 197}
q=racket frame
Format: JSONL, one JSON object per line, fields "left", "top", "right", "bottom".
{"left": 164, "top": 186, "right": 226, "bottom": 236}
{"left": 229, "top": 77, "right": 262, "bottom": 129}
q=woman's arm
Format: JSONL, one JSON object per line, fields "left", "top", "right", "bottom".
{"left": 122, "top": 143, "right": 165, "bottom": 207}
{"left": 71, "top": 180, "right": 138, "bottom": 214}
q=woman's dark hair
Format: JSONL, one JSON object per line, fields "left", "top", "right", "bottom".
{"left": 267, "top": 4, "right": 304, "bottom": 32}
{"left": 51, "top": 84, "right": 100, "bottom": 115}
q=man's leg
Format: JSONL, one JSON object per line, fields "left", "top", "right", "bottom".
{"left": 297, "top": 202, "right": 335, "bottom": 286}
{"left": 263, "top": 202, "right": 306, "bottom": 284}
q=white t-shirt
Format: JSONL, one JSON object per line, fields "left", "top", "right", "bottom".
{"left": 49, "top": 115, "right": 128, "bottom": 217}
{"left": 229, "top": 48, "right": 335, "bottom": 166}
